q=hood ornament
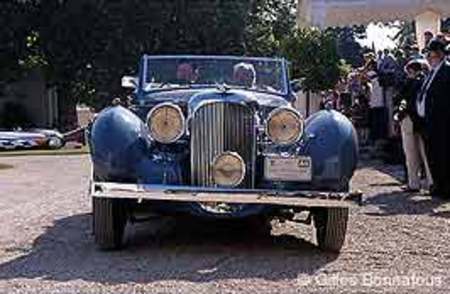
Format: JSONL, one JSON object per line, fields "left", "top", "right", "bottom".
{"left": 215, "top": 83, "right": 231, "bottom": 93}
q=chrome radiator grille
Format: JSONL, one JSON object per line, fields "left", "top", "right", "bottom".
{"left": 191, "top": 102, "right": 256, "bottom": 188}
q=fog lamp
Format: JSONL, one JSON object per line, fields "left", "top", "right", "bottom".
{"left": 212, "top": 152, "right": 246, "bottom": 187}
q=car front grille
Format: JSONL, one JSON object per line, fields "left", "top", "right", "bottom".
{"left": 190, "top": 101, "right": 256, "bottom": 188}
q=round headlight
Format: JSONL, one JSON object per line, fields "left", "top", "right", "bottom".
{"left": 212, "top": 152, "right": 246, "bottom": 187}
{"left": 147, "top": 103, "right": 185, "bottom": 144}
{"left": 265, "top": 108, "right": 304, "bottom": 145}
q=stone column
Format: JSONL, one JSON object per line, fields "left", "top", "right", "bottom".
{"left": 297, "top": 0, "right": 311, "bottom": 28}
{"left": 415, "top": 10, "right": 441, "bottom": 50}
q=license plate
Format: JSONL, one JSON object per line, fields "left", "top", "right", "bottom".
{"left": 264, "top": 156, "right": 312, "bottom": 182}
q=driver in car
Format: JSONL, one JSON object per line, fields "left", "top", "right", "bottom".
{"left": 176, "top": 62, "right": 198, "bottom": 83}
{"left": 233, "top": 63, "right": 256, "bottom": 88}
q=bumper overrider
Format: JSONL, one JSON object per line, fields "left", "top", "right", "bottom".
{"left": 90, "top": 182, "right": 363, "bottom": 208}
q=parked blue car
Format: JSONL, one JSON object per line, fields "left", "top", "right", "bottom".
{"left": 89, "top": 55, "right": 359, "bottom": 252}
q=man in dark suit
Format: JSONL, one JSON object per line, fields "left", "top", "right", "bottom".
{"left": 395, "top": 60, "right": 433, "bottom": 192}
{"left": 417, "top": 39, "right": 450, "bottom": 198}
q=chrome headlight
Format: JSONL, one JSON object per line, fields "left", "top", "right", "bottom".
{"left": 147, "top": 103, "right": 185, "bottom": 144}
{"left": 265, "top": 107, "right": 304, "bottom": 145}
{"left": 212, "top": 152, "right": 246, "bottom": 187}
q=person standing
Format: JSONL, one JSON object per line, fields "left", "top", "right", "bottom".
{"left": 408, "top": 44, "right": 425, "bottom": 61}
{"left": 367, "top": 70, "right": 386, "bottom": 144}
{"left": 422, "top": 31, "right": 434, "bottom": 54}
{"left": 379, "top": 49, "right": 398, "bottom": 75}
{"left": 379, "top": 49, "right": 400, "bottom": 138}
{"left": 418, "top": 39, "right": 450, "bottom": 198}
{"left": 395, "top": 60, "right": 433, "bottom": 192}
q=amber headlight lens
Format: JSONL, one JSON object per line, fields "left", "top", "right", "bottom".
{"left": 266, "top": 108, "right": 304, "bottom": 145}
{"left": 147, "top": 103, "right": 185, "bottom": 144}
{"left": 212, "top": 152, "right": 246, "bottom": 187}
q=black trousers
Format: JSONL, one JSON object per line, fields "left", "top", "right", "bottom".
{"left": 426, "top": 132, "right": 450, "bottom": 196}
{"left": 369, "top": 107, "right": 387, "bottom": 142}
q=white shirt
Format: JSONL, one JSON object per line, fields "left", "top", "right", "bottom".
{"left": 417, "top": 60, "right": 444, "bottom": 118}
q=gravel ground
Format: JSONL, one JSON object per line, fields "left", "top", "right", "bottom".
{"left": 0, "top": 155, "right": 449, "bottom": 293}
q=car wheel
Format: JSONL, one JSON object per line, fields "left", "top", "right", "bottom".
{"left": 313, "top": 207, "right": 349, "bottom": 253}
{"left": 93, "top": 197, "right": 128, "bottom": 250}
{"left": 48, "top": 137, "right": 64, "bottom": 149}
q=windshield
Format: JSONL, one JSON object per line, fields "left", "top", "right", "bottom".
{"left": 142, "top": 56, "right": 288, "bottom": 95}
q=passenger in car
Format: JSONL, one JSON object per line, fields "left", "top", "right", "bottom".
{"left": 233, "top": 62, "right": 256, "bottom": 88}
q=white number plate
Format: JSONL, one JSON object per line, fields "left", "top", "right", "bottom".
{"left": 264, "top": 156, "right": 312, "bottom": 182}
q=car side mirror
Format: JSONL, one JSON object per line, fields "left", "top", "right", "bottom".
{"left": 121, "top": 76, "right": 138, "bottom": 89}
{"left": 290, "top": 80, "right": 302, "bottom": 93}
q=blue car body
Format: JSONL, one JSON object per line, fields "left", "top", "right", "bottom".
{"left": 89, "top": 55, "right": 358, "bottom": 220}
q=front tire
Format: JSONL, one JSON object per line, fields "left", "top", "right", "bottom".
{"left": 313, "top": 207, "right": 349, "bottom": 253}
{"left": 47, "top": 137, "right": 64, "bottom": 149}
{"left": 93, "top": 198, "right": 128, "bottom": 250}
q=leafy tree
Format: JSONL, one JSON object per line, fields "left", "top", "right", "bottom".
{"left": 243, "top": 0, "right": 297, "bottom": 56}
{"left": 281, "top": 27, "right": 344, "bottom": 92}
{"left": 392, "top": 21, "right": 416, "bottom": 48}
{"left": 156, "top": 0, "right": 249, "bottom": 54}
{"left": 327, "top": 26, "right": 366, "bottom": 67}
{"left": 2, "top": 0, "right": 351, "bottom": 129}
{"left": 443, "top": 18, "right": 450, "bottom": 31}
{"left": 392, "top": 18, "right": 450, "bottom": 51}
{"left": 30, "top": 0, "right": 110, "bottom": 129}
{"left": 0, "top": 0, "right": 39, "bottom": 81}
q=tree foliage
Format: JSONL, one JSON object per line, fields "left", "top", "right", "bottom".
{"left": 0, "top": 0, "right": 39, "bottom": 81}
{"left": 443, "top": 18, "right": 450, "bottom": 31}
{"left": 2, "top": 0, "right": 297, "bottom": 100}
{"left": 243, "top": 0, "right": 297, "bottom": 56}
{"left": 391, "top": 18, "right": 450, "bottom": 52}
{"left": 31, "top": 0, "right": 255, "bottom": 106}
{"left": 327, "top": 26, "right": 366, "bottom": 67}
{"left": 281, "top": 28, "right": 345, "bottom": 92}
{"left": 392, "top": 21, "right": 416, "bottom": 48}
{"left": 1, "top": 0, "right": 355, "bottom": 127}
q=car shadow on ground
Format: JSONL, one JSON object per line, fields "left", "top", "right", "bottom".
{"left": 365, "top": 161, "right": 405, "bottom": 184}
{"left": 364, "top": 191, "right": 450, "bottom": 218}
{"left": 0, "top": 213, "right": 338, "bottom": 284}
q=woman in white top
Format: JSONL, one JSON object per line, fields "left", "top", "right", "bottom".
{"left": 367, "top": 71, "right": 386, "bottom": 143}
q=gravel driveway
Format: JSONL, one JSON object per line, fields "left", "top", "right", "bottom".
{"left": 0, "top": 155, "right": 449, "bottom": 293}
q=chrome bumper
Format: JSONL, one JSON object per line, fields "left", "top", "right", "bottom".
{"left": 91, "top": 182, "right": 363, "bottom": 208}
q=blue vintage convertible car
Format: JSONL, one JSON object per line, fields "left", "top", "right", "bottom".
{"left": 89, "top": 55, "right": 359, "bottom": 252}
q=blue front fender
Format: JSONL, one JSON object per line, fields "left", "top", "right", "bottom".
{"left": 90, "top": 106, "right": 184, "bottom": 185}
{"left": 89, "top": 106, "right": 151, "bottom": 181}
{"left": 304, "top": 110, "right": 358, "bottom": 190}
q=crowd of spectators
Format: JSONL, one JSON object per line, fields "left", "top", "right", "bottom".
{"left": 318, "top": 29, "right": 450, "bottom": 198}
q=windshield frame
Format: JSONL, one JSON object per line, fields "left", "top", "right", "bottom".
{"left": 138, "top": 55, "right": 290, "bottom": 97}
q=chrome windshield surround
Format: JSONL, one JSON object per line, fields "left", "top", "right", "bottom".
{"left": 140, "top": 55, "right": 290, "bottom": 97}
